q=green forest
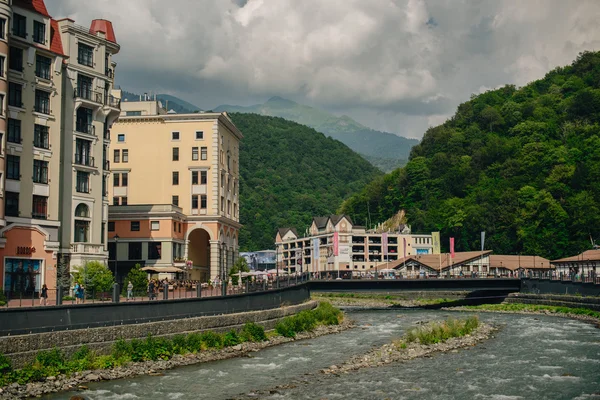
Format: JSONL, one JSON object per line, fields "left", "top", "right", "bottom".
{"left": 231, "top": 113, "right": 382, "bottom": 251}
{"left": 339, "top": 51, "right": 600, "bottom": 260}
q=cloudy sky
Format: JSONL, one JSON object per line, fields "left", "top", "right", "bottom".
{"left": 47, "top": 0, "right": 600, "bottom": 139}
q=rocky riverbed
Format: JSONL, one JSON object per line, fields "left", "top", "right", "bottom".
{"left": 0, "top": 320, "right": 354, "bottom": 400}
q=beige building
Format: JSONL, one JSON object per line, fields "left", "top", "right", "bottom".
{"left": 0, "top": 0, "right": 121, "bottom": 297}
{"left": 108, "top": 99, "right": 242, "bottom": 282}
{"left": 275, "top": 215, "right": 434, "bottom": 276}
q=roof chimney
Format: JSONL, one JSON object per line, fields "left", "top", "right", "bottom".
{"left": 89, "top": 19, "right": 117, "bottom": 43}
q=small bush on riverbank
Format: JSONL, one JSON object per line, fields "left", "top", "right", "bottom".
{"left": 400, "top": 316, "right": 479, "bottom": 346}
{"left": 275, "top": 302, "right": 343, "bottom": 338}
{"left": 241, "top": 322, "right": 267, "bottom": 342}
{"left": 463, "top": 303, "right": 600, "bottom": 319}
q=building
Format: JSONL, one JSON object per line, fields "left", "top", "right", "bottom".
{"left": 551, "top": 249, "right": 600, "bottom": 277}
{"left": 107, "top": 99, "right": 242, "bottom": 283}
{"left": 0, "top": 0, "right": 120, "bottom": 297}
{"left": 489, "top": 255, "right": 551, "bottom": 276}
{"left": 240, "top": 250, "right": 276, "bottom": 271}
{"left": 374, "top": 251, "right": 492, "bottom": 277}
{"left": 275, "top": 215, "right": 434, "bottom": 275}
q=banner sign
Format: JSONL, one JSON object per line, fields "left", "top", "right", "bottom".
{"left": 333, "top": 232, "right": 339, "bottom": 256}
{"left": 481, "top": 231, "right": 485, "bottom": 252}
{"left": 403, "top": 237, "right": 407, "bottom": 258}
{"left": 432, "top": 232, "right": 441, "bottom": 255}
{"left": 450, "top": 237, "right": 455, "bottom": 259}
{"left": 382, "top": 233, "right": 388, "bottom": 257}
{"left": 313, "top": 238, "right": 320, "bottom": 271}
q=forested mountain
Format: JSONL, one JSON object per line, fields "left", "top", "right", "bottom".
{"left": 215, "top": 97, "right": 418, "bottom": 172}
{"left": 339, "top": 51, "right": 600, "bottom": 260}
{"left": 230, "top": 113, "right": 382, "bottom": 251}
{"left": 120, "top": 91, "right": 200, "bottom": 113}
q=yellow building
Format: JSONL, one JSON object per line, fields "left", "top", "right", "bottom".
{"left": 108, "top": 100, "right": 242, "bottom": 282}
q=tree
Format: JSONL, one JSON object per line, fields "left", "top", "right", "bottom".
{"left": 480, "top": 105, "right": 504, "bottom": 133}
{"left": 124, "top": 263, "right": 148, "bottom": 294}
{"left": 72, "top": 261, "right": 114, "bottom": 295}
{"left": 229, "top": 257, "right": 250, "bottom": 285}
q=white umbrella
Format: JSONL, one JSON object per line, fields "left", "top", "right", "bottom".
{"left": 379, "top": 269, "right": 397, "bottom": 274}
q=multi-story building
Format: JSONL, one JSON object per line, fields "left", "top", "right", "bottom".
{"left": 107, "top": 99, "right": 242, "bottom": 283}
{"left": 0, "top": 0, "right": 120, "bottom": 297}
{"left": 275, "top": 215, "right": 434, "bottom": 275}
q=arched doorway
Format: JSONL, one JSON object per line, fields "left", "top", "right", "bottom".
{"left": 188, "top": 228, "right": 210, "bottom": 282}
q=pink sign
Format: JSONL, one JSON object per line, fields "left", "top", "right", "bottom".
{"left": 333, "top": 232, "right": 339, "bottom": 256}
{"left": 382, "top": 233, "right": 388, "bottom": 257}
{"left": 450, "top": 237, "right": 455, "bottom": 259}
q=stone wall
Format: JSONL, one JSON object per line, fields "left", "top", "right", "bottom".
{"left": 520, "top": 278, "right": 600, "bottom": 297}
{"left": 1, "top": 301, "right": 317, "bottom": 368}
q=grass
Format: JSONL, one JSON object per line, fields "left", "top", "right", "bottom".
{"left": 462, "top": 303, "right": 600, "bottom": 319}
{"left": 0, "top": 303, "right": 343, "bottom": 388}
{"left": 396, "top": 316, "right": 480, "bottom": 347}
{"left": 314, "top": 293, "right": 459, "bottom": 305}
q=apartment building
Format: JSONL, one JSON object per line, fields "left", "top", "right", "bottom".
{"left": 108, "top": 100, "right": 242, "bottom": 283}
{"left": 0, "top": 0, "right": 120, "bottom": 297}
{"left": 275, "top": 215, "right": 434, "bottom": 275}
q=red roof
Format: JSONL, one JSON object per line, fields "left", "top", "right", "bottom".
{"left": 90, "top": 19, "right": 117, "bottom": 44}
{"left": 13, "top": 0, "right": 51, "bottom": 17}
{"left": 49, "top": 19, "right": 65, "bottom": 56}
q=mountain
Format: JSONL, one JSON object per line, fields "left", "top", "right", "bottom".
{"left": 339, "top": 51, "right": 600, "bottom": 260}
{"left": 120, "top": 91, "right": 201, "bottom": 114}
{"left": 215, "top": 97, "right": 419, "bottom": 172}
{"left": 229, "top": 113, "right": 383, "bottom": 251}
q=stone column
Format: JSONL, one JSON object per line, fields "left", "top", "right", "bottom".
{"left": 209, "top": 240, "right": 220, "bottom": 281}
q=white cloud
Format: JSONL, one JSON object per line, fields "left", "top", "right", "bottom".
{"left": 47, "top": 0, "right": 600, "bottom": 138}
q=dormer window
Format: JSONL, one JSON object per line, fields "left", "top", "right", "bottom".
{"left": 33, "top": 21, "right": 45, "bottom": 44}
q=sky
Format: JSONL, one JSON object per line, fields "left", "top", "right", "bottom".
{"left": 47, "top": 0, "right": 600, "bottom": 139}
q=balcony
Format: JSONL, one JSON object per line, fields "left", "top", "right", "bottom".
{"left": 74, "top": 87, "right": 103, "bottom": 104}
{"left": 103, "top": 159, "right": 110, "bottom": 170}
{"left": 71, "top": 243, "right": 105, "bottom": 255}
{"left": 74, "top": 153, "right": 95, "bottom": 167}
{"left": 105, "top": 68, "right": 114, "bottom": 78}
{"left": 105, "top": 95, "right": 121, "bottom": 109}
{"left": 76, "top": 123, "right": 96, "bottom": 136}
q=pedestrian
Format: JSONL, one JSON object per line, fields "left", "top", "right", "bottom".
{"left": 148, "top": 280, "right": 155, "bottom": 300}
{"left": 75, "top": 282, "right": 84, "bottom": 304}
{"left": 127, "top": 281, "right": 133, "bottom": 300}
{"left": 40, "top": 283, "right": 48, "bottom": 306}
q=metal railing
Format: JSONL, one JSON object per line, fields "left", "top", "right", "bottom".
{"left": 74, "top": 153, "right": 95, "bottom": 167}
{"left": 75, "top": 123, "right": 95, "bottom": 135}
{"left": 74, "top": 87, "right": 103, "bottom": 103}
{"left": 106, "top": 95, "right": 121, "bottom": 108}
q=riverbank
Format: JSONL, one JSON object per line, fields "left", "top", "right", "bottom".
{"left": 0, "top": 304, "right": 352, "bottom": 400}
{"left": 312, "top": 293, "right": 460, "bottom": 308}
{"left": 449, "top": 303, "right": 600, "bottom": 328}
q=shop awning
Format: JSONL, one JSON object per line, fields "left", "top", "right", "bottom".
{"left": 141, "top": 266, "right": 184, "bottom": 273}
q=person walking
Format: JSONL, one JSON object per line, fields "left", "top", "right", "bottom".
{"left": 40, "top": 284, "right": 48, "bottom": 306}
{"left": 127, "top": 281, "right": 134, "bottom": 300}
{"left": 148, "top": 280, "right": 155, "bottom": 300}
{"left": 75, "top": 282, "right": 84, "bottom": 304}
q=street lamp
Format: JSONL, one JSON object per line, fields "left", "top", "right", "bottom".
{"left": 113, "top": 234, "right": 119, "bottom": 286}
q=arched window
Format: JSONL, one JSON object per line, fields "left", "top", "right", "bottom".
{"left": 74, "top": 204, "right": 90, "bottom": 242}
{"left": 75, "top": 203, "right": 90, "bottom": 218}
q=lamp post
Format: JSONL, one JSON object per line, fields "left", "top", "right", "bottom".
{"left": 113, "top": 234, "right": 119, "bottom": 286}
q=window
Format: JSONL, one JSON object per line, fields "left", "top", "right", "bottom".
{"left": 122, "top": 149, "right": 128, "bottom": 163}
{"left": 75, "top": 138, "right": 92, "bottom": 166}
{"left": 108, "top": 221, "right": 115, "bottom": 232}
{"left": 172, "top": 195, "right": 179, "bottom": 206}
{"left": 114, "top": 149, "right": 120, "bottom": 163}
{"left": 7, "top": 155, "right": 19, "bottom": 180}
{"left": 221, "top": 171, "right": 225, "bottom": 188}
{"left": 35, "top": 54, "right": 51, "bottom": 79}
{"left": 76, "top": 171, "right": 90, "bottom": 193}
{"left": 33, "top": 21, "right": 45, "bottom": 44}
{"left": 196, "top": 131, "right": 204, "bottom": 140}
{"left": 7, "top": 119, "right": 21, "bottom": 143}
{"left": 192, "top": 171, "right": 198, "bottom": 185}
{"left": 78, "top": 43, "right": 94, "bottom": 67}
{"left": 5, "top": 192, "right": 19, "bottom": 217}
{"left": 12, "top": 14, "right": 26, "bottom": 38}
{"left": 9, "top": 47, "right": 23, "bottom": 71}
{"left": 125, "top": 111, "right": 141, "bottom": 116}
{"left": 34, "top": 124, "right": 49, "bottom": 149}
{"left": 33, "top": 159, "right": 48, "bottom": 184}
{"left": 113, "top": 173, "right": 120, "bottom": 187}
{"left": 172, "top": 171, "right": 179, "bottom": 185}
{"left": 131, "top": 221, "right": 140, "bottom": 231}
{"left": 117, "top": 134, "right": 125, "bottom": 142}
{"left": 221, "top": 196, "right": 225, "bottom": 212}
{"left": 201, "top": 147, "right": 207, "bottom": 160}
{"left": 148, "top": 242, "right": 162, "bottom": 260}
{"left": 191, "top": 195, "right": 198, "bottom": 209}
{"left": 172, "top": 131, "right": 179, "bottom": 140}
{"left": 121, "top": 197, "right": 128, "bottom": 205}
{"left": 151, "top": 221, "right": 160, "bottom": 231}
{"left": 8, "top": 82, "right": 22, "bottom": 108}
{"left": 201, "top": 170, "right": 207, "bottom": 184}
{"left": 32, "top": 195, "right": 47, "bottom": 219}
{"left": 172, "top": 147, "right": 179, "bottom": 161}
{"left": 173, "top": 221, "right": 177, "bottom": 232}
{"left": 75, "top": 107, "right": 93, "bottom": 133}
{"left": 34, "top": 90, "right": 50, "bottom": 114}
{"left": 74, "top": 219, "right": 89, "bottom": 242}
{"left": 228, "top": 200, "right": 231, "bottom": 215}
{"left": 192, "top": 147, "right": 199, "bottom": 161}
{"left": 113, "top": 197, "right": 119, "bottom": 206}
{"left": 0, "top": 56, "right": 5, "bottom": 77}
{"left": 128, "top": 242, "right": 142, "bottom": 260}
{"left": 179, "top": 223, "right": 181, "bottom": 233}
{"left": 121, "top": 173, "right": 128, "bottom": 187}
{"left": 201, "top": 195, "right": 207, "bottom": 209}
{"left": 0, "top": 18, "right": 5, "bottom": 40}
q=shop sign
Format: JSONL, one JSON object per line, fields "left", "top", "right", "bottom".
{"left": 16, "top": 246, "right": 36, "bottom": 255}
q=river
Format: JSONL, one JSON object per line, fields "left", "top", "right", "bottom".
{"left": 44, "top": 310, "right": 600, "bottom": 400}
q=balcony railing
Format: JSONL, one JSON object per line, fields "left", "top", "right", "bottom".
{"left": 106, "top": 95, "right": 121, "bottom": 108}
{"left": 74, "top": 87, "right": 103, "bottom": 104}
{"left": 74, "top": 153, "right": 95, "bottom": 167}
{"left": 71, "top": 243, "right": 105, "bottom": 254}
{"left": 75, "top": 123, "right": 95, "bottom": 136}
{"left": 103, "top": 159, "right": 110, "bottom": 170}
{"left": 105, "top": 68, "right": 113, "bottom": 78}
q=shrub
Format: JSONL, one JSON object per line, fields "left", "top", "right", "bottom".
{"left": 92, "top": 355, "right": 117, "bottom": 369}
{"left": 172, "top": 334, "right": 188, "bottom": 354}
{"left": 112, "top": 338, "right": 133, "bottom": 360}
{"left": 403, "top": 316, "right": 480, "bottom": 345}
{"left": 240, "top": 322, "right": 267, "bottom": 342}
{"left": 200, "top": 332, "right": 223, "bottom": 349}
{"left": 313, "top": 302, "right": 342, "bottom": 325}
{"left": 275, "top": 319, "right": 297, "bottom": 338}
{"left": 35, "top": 348, "right": 65, "bottom": 369}
{"left": 186, "top": 333, "right": 203, "bottom": 352}
{"left": 0, "top": 353, "right": 12, "bottom": 374}
{"left": 223, "top": 330, "right": 241, "bottom": 347}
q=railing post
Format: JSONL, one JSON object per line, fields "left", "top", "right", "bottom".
{"left": 56, "top": 286, "right": 63, "bottom": 306}
{"left": 221, "top": 281, "right": 227, "bottom": 297}
{"left": 246, "top": 280, "right": 249, "bottom": 293}
{"left": 163, "top": 283, "right": 169, "bottom": 300}
{"left": 112, "top": 283, "right": 120, "bottom": 303}
{"left": 196, "top": 284, "right": 202, "bottom": 298}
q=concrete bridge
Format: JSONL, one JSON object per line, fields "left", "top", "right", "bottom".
{"left": 308, "top": 278, "right": 521, "bottom": 293}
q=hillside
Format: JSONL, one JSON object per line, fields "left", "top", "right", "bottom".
{"left": 121, "top": 91, "right": 200, "bottom": 113}
{"left": 229, "top": 113, "right": 382, "bottom": 251}
{"left": 215, "top": 97, "right": 418, "bottom": 172}
{"left": 339, "top": 51, "right": 600, "bottom": 260}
